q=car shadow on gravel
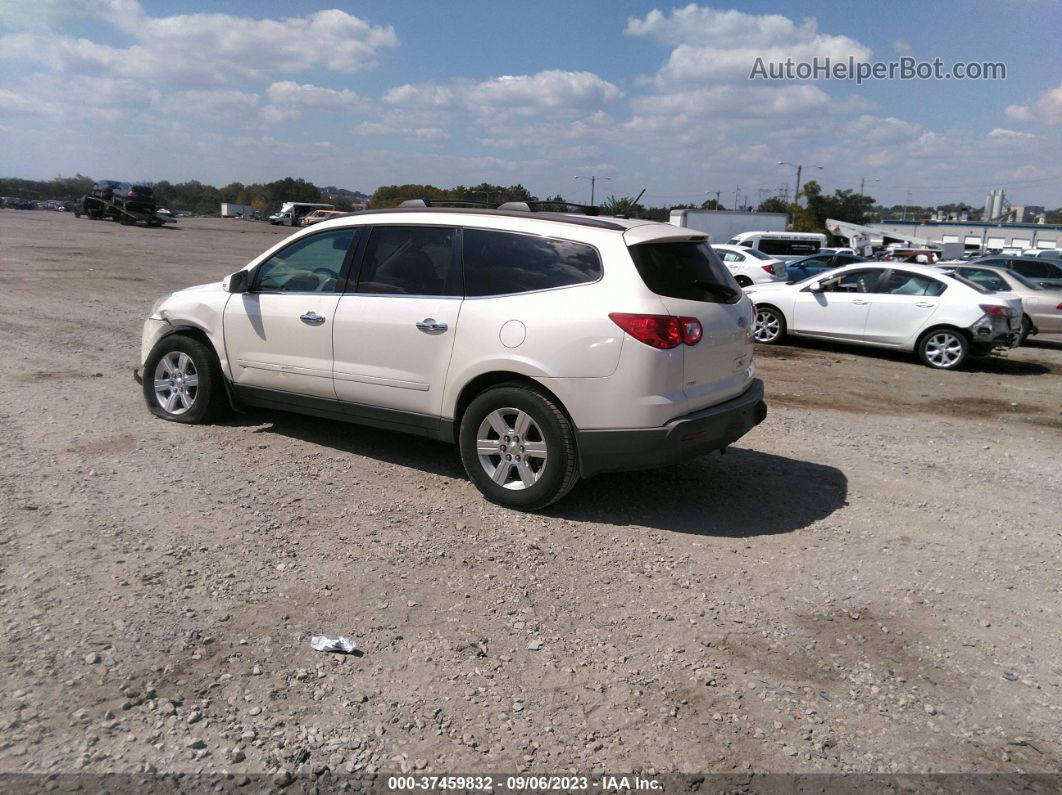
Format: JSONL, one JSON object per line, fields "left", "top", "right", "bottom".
{"left": 547, "top": 447, "right": 847, "bottom": 536}
{"left": 225, "top": 413, "right": 845, "bottom": 536}
{"left": 228, "top": 410, "right": 466, "bottom": 479}
{"left": 761, "top": 339, "right": 1051, "bottom": 375}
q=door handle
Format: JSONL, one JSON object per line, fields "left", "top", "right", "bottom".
{"left": 416, "top": 318, "right": 448, "bottom": 334}
{"left": 915, "top": 302, "right": 935, "bottom": 308}
{"left": 300, "top": 311, "right": 326, "bottom": 326}
{"left": 852, "top": 299, "right": 869, "bottom": 306}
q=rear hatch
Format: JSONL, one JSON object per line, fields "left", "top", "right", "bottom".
{"left": 625, "top": 228, "right": 755, "bottom": 413}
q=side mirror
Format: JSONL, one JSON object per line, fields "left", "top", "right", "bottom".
{"left": 224, "top": 270, "right": 250, "bottom": 293}
{"left": 808, "top": 280, "right": 825, "bottom": 292}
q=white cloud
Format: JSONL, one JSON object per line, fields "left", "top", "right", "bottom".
{"left": 262, "top": 81, "right": 370, "bottom": 121}
{"left": 893, "top": 40, "right": 912, "bottom": 54}
{"left": 0, "top": 0, "right": 138, "bottom": 30}
{"left": 167, "top": 89, "right": 261, "bottom": 120}
{"left": 987, "top": 128, "right": 1041, "bottom": 142}
{"left": 1006, "top": 81, "right": 1062, "bottom": 125}
{"left": 626, "top": 5, "right": 872, "bottom": 84}
{"left": 0, "top": 6, "right": 397, "bottom": 87}
{"left": 384, "top": 70, "right": 622, "bottom": 117}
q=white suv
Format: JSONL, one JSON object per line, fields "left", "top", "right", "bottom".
{"left": 138, "top": 204, "right": 766, "bottom": 510}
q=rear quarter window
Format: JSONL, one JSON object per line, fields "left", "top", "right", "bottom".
{"left": 462, "top": 229, "right": 601, "bottom": 297}
{"left": 628, "top": 241, "right": 740, "bottom": 303}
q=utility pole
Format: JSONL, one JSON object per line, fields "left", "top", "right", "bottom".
{"left": 902, "top": 190, "right": 912, "bottom": 221}
{"left": 859, "top": 177, "right": 879, "bottom": 199}
{"left": 734, "top": 186, "right": 740, "bottom": 212}
{"left": 778, "top": 161, "right": 822, "bottom": 205}
{"left": 575, "top": 175, "right": 610, "bottom": 206}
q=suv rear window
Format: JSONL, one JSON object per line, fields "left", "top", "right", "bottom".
{"left": 628, "top": 241, "right": 740, "bottom": 303}
{"left": 462, "top": 229, "right": 601, "bottom": 297}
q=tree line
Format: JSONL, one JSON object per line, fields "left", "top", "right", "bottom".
{"left": 4, "top": 174, "right": 1058, "bottom": 228}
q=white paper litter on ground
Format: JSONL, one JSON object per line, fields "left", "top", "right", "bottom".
{"left": 310, "top": 635, "right": 356, "bottom": 653}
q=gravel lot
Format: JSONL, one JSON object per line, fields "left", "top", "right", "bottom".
{"left": 1, "top": 210, "right": 1060, "bottom": 782}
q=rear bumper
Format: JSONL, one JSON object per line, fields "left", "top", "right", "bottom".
{"left": 577, "top": 379, "right": 767, "bottom": 477}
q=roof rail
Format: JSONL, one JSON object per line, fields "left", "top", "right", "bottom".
{"left": 396, "top": 197, "right": 601, "bottom": 216}
{"left": 397, "top": 198, "right": 496, "bottom": 209}
{"left": 526, "top": 200, "right": 600, "bottom": 216}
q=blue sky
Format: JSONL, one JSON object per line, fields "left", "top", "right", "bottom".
{"left": 1, "top": 0, "right": 1060, "bottom": 207}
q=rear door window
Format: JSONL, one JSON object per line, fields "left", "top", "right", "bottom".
{"left": 957, "top": 268, "right": 1008, "bottom": 291}
{"left": 462, "top": 229, "right": 601, "bottom": 297}
{"left": 628, "top": 241, "right": 740, "bottom": 303}
{"left": 821, "top": 268, "right": 885, "bottom": 293}
{"left": 355, "top": 226, "right": 458, "bottom": 296}
{"left": 880, "top": 270, "right": 947, "bottom": 296}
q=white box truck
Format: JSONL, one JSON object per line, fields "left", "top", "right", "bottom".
{"left": 669, "top": 208, "right": 788, "bottom": 242}
{"left": 220, "top": 203, "right": 254, "bottom": 218}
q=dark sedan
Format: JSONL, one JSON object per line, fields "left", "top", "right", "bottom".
{"left": 785, "top": 252, "right": 865, "bottom": 281}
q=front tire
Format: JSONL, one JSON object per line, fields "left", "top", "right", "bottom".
{"left": 458, "top": 384, "right": 580, "bottom": 511}
{"left": 142, "top": 335, "right": 227, "bottom": 423}
{"left": 918, "top": 328, "right": 969, "bottom": 370}
{"left": 753, "top": 305, "right": 787, "bottom": 344}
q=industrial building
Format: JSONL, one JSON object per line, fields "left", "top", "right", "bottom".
{"left": 868, "top": 219, "right": 1061, "bottom": 252}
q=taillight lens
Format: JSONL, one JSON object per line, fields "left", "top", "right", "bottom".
{"left": 680, "top": 317, "right": 703, "bottom": 344}
{"left": 609, "top": 313, "right": 702, "bottom": 349}
{"left": 761, "top": 265, "right": 774, "bottom": 274}
{"left": 979, "top": 304, "right": 1011, "bottom": 317}
{"left": 1056, "top": 303, "right": 1062, "bottom": 311}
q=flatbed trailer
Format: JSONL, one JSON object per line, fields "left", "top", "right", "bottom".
{"left": 77, "top": 196, "right": 173, "bottom": 227}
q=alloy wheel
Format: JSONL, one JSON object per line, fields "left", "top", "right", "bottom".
{"left": 754, "top": 309, "right": 781, "bottom": 342}
{"left": 475, "top": 408, "right": 548, "bottom": 490}
{"left": 153, "top": 351, "right": 199, "bottom": 414}
{"left": 923, "top": 331, "right": 965, "bottom": 368}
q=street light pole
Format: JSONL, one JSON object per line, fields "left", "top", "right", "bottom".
{"left": 575, "top": 175, "right": 611, "bottom": 206}
{"left": 777, "top": 161, "right": 822, "bottom": 205}
{"left": 859, "top": 177, "right": 879, "bottom": 198}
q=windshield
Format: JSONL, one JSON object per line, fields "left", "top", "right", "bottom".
{"left": 628, "top": 241, "right": 740, "bottom": 303}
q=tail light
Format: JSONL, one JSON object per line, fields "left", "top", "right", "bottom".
{"left": 761, "top": 265, "right": 775, "bottom": 274}
{"left": 1056, "top": 303, "right": 1062, "bottom": 311}
{"left": 979, "top": 304, "right": 1013, "bottom": 318}
{"left": 609, "top": 313, "right": 702, "bottom": 349}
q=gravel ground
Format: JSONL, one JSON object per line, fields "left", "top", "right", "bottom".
{"left": 1, "top": 210, "right": 1060, "bottom": 782}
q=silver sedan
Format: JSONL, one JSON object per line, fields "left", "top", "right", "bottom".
{"left": 940, "top": 263, "right": 1062, "bottom": 342}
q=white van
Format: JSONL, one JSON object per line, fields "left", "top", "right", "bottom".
{"left": 269, "top": 201, "right": 336, "bottom": 226}
{"left": 727, "top": 231, "right": 827, "bottom": 261}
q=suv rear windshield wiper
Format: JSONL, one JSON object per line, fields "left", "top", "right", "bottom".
{"left": 694, "top": 280, "right": 737, "bottom": 301}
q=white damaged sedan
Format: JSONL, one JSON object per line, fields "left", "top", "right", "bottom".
{"left": 745, "top": 262, "right": 1022, "bottom": 369}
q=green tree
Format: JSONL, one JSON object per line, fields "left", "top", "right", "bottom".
{"left": 599, "top": 195, "right": 647, "bottom": 217}
{"left": 369, "top": 183, "right": 451, "bottom": 208}
{"left": 756, "top": 197, "right": 788, "bottom": 214}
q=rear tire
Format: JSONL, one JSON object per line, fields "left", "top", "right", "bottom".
{"left": 917, "top": 328, "right": 969, "bottom": 370}
{"left": 753, "top": 305, "right": 787, "bottom": 344}
{"left": 735, "top": 275, "right": 752, "bottom": 287}
{"left": 1019, "top": 314, "right": 1033, "bottom": 345}
{"left": 142, "top": 335, "right": 228, "bottom": 424}
{"left": 458, "top": 384, "right": 580, "bottom": 511}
